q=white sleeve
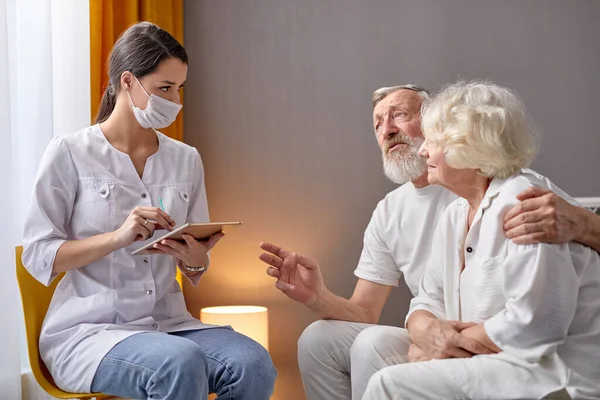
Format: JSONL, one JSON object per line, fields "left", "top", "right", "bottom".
{"left": 484, "top": 243, "right": 579, "bottom": 362}
{"left": 178, "top": 150, "right": 210, "bottom": 286}
{"left": 354, "top": 205, "right": 401, "bottom": 287}
{"left": 22, "top": 137, "right": 77, "bottom": 286}
{"left": 405, "top": 216, "right": 448, "bottom": 325}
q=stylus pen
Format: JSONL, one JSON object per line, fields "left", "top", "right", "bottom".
{"left": 158, "top": 196, "right": 165, "bottom": 212}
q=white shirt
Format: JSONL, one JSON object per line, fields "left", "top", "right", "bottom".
{"left": 354, "top": 183, "right": 458, "bottom": 295}
{"left": 22, "top": 125, "right": 217, "bottom": 393}
{"left": 408, "top": 169, "right": 600, "bottom": 398}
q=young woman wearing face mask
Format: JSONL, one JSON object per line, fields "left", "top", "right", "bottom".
{"left": 22, "top": 22, "right": 276, "bottom": 399}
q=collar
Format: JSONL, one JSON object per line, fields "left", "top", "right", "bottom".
{"left": 456, "top": 175, "right": 507, "bottom": 216}
{"left": 479, "top": 175, "right": 507, "bottom": 211}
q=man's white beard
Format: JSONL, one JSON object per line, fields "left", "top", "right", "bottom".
{"left": 382, "top": 137, "right": 427, "bottom": 185}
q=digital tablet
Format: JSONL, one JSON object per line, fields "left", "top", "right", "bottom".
{"left": 131, "top": 222, "right": 242, "bottom": 255}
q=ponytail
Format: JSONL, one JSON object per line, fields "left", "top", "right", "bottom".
{"left": 94, "top": 83, "right": 117, "bottom": 124}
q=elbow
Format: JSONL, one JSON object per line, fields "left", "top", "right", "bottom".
{"left": 22, "top": 239, "right": 63, "bottom": 286}
{"left": 500, "top": 341, "right": 560, "bottom": 363}
{"left": 484, "top": 316, "right": 567, "bottom": 362}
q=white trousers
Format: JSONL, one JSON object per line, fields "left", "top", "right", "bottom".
{"left": 297, "top": 320, "right": 411, "bottom": 400}
{"left": 298, "top": 320, "right": 571, "bottom": 400}
{"left": 362, "top": 351, "right": 572, "bottom": 400}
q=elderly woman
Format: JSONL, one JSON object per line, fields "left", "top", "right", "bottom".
{"left": 362, "top": 81, "right": 600, "bottom": 400}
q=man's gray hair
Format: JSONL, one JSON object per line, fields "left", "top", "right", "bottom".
{"left": 372, "top": 84, "right": 431, "bottom": 109}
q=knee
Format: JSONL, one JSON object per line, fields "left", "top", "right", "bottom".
{"left": 297, "top": 320, "right": 336, "bottom": 369}
{"left": 242, "top": 342, "right": 277, "bottom": 383}
{"left": 169, "top": 340, "right": 208, "bottom": 375}
{"left": 350, "top": 326, "right": 385, "bottom": 360}
{"left": 350, "top": 326, "right": 408, "bottom": 366}
{"left": 151, "top": 340, "right": 208, "bottom": 395}
{"left": 232, "top": 337, "right": 277, "bottom": 396}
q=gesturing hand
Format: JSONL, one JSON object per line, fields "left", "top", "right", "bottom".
{"left": 259, "top": 242, "right": 324, "bottom": 306}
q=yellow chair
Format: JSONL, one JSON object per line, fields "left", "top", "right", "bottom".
{"left": 15, "top": 246, "right": 110, "bottom": 400}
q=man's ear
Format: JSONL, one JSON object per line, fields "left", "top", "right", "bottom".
{"left": 120, "top": 71, "right": 134, "bottom": 91}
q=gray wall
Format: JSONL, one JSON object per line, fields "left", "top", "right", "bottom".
{"left": 183, "top": 1, "right": 600, "bottom": 398}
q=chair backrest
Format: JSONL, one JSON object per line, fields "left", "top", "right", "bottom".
{"left": 15, "top": 246, "right": 108, "bottom": 399}
{"left": 15, "top": 246, "right": 66, "bottom": 396}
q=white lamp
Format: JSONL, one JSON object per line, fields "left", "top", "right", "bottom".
{"left": 200, "top": 305, "right": 269, "bottom": 351}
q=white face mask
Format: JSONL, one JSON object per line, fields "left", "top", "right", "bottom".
{"left": 127, "top": 75, "right": 182, "bottom": 129}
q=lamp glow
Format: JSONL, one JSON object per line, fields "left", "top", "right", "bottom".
{"left": 200, "top": 306, "right": 269, "bottom": 351}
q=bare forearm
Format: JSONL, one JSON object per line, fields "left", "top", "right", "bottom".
{"left": 310, "top": 289, "right": 375, "bottom": 323}
{"left": 577, "top": 208, "right": 600, "bottom": 253}
{"left": 53, "top": 232, "right": 121, "bottom": 273}
{"left": 406, "top": 310, "right": 438, "bottom": 343}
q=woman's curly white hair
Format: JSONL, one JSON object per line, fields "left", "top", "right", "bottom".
{"left": 421, "top": 80, "right": 539, "bottom": 179}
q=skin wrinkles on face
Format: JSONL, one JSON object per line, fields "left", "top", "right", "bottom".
{"left": 372, "top": 89, "right": 427, "bottom": 185}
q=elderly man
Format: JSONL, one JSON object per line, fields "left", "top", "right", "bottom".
{"left": 259, "top": 85, "right": 600, "bottom": 400}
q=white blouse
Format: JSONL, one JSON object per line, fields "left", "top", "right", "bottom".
{"left": 407, "top": 169, "right": 600, "bottom": 399}
{"left": 22, "top": 125, "right": 217, "bottom": 393}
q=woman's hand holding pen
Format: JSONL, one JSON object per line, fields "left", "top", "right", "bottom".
{"left": 112, "top": 206, "right": 176, "bottom": 248}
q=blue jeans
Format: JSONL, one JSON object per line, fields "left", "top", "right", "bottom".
{"left": 91, "top": 327, "right": 277, "bottom": 399}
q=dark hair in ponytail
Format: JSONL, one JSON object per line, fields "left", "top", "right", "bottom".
{"left": 94, "top": 22, "right": 188, "bottom": 124}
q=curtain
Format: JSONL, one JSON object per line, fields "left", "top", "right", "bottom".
{"left": 2, "top": 0, "right": 90, "bottom": 398}
{"left": 90, "top": 0, "right": 185, "bottom": 141}
{"left": 0, "top": 0, "right": 21, "bottom": 397}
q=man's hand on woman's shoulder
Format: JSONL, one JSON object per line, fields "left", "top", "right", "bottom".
{"left": 504, "top": 186, "right": 586, "bottom": 245}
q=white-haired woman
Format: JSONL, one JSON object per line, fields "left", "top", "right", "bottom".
{"left": 362, "top": 81, "right": 600, "bottom": 400}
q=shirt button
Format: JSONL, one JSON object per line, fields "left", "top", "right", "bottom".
{"left": 466, "top": 247, "right": 473, "bottom": 253}
{"left": 143, "top": 258, "right": 149, "bottom": 264}
{"left": 141, "top": 193, "right": 147, "bottom": 199}
{"left": 152, "top": 324, "right": 158, "bottom": 329}
{"left": 146, "top": 290, "right": 153, "bottom": 295}
{"left": 100, "top": 189, "right": 106, "bottom": 195}
{"left": 183, "top": 193, "right": 188, "bottom": 199}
